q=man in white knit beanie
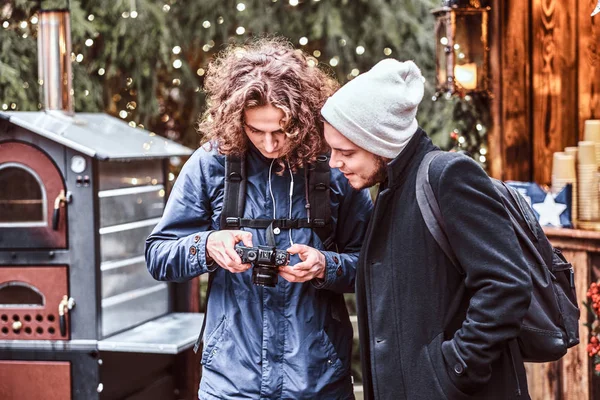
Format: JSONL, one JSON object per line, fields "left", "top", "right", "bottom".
{"left": 321, "top": 58, "right": 424, "bottom": 189}
{"left": 322, "top": 59, "right": 532, "bottom": 400}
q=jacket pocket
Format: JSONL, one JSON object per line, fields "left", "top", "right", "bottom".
{"left": 425, "top": 332, "right": 478, "bottom": 400}
{"left": 308, "top": 329, "right": 346, "bottom": 379}
{"left": 201, "top": 316, "right": 228, "bottom": 366}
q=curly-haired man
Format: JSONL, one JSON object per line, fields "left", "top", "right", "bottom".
{"left": 145, "top": 37, "right": 373, "bottom": 399}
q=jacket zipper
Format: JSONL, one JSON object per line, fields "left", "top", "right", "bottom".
{"left": 509, "top": 338, "right": 522, "bottom": 396}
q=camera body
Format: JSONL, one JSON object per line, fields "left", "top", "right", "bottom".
{"left": 236, "top": 245, "right": 289, "bottom": 287}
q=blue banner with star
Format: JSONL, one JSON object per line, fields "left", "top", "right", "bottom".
{"left": 505, "top": 181, "right": 572, "bottom": 228}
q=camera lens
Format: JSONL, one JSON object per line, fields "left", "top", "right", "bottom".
{"left": 252, "top": 266, "right": 278, "bottom": 287}
{"left": 248, "top": 250, "right": 257, "bottom": 262}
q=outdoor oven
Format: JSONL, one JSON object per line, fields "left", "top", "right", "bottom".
{"left": 0, "top": 7, "right": 201, "bottom": 400}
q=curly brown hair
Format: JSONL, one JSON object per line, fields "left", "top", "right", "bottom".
{"left": 198, "top": 37, "right": 339, "bottom": 172}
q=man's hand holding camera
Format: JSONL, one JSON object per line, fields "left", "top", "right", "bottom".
{"left": 206, "top": 230, "right": 253, "bottom": 273}
{"left": 280, "top": 244, "right": 326, "bottom": 283}
{"left": 206, "top": 232, "right": 326, "bottom": 283}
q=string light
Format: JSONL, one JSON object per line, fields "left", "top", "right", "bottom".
{"left": 4, "top": 0, "right": 489, "bottom": 171}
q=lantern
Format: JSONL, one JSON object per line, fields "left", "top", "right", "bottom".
{"left": 432, "top": 0, "right": 490, "bottom": 96}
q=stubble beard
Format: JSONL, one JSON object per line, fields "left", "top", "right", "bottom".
{"left": 353, "top": 156, "right": 388, "bottom": 190}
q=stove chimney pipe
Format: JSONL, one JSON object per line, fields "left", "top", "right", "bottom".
{"left": 37, "top": 9, "right": 74, "bottom": 115}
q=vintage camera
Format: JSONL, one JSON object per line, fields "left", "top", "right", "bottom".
{"left": 236, "top": 245, "right": 289, "bottom": 287}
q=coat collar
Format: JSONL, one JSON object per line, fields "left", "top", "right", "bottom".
{"left": 384, "top": 127, "right": 437, "bottom": 189}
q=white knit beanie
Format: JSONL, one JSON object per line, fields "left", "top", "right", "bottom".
{"left": 321, "top": 59, "right": 424, "bottom": 159}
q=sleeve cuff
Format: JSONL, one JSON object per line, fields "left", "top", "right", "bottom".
{"left": 192, "top": 230, "right": 218, "bottom": 273}
{"left": 311, "top": 251, "right": 343, "bottom": 289}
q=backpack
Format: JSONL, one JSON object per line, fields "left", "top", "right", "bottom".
{"left": 416, "top": 150, "right": 580, "bottom": 363}
{"left": 194, "top": 154, "right": 335, "bottom": 354}
{"left": 219, "top": 154, "right": 335, "bottom": 249}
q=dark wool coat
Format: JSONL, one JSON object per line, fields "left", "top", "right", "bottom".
{"left": 356, "top": 129, "right": 533, "bottom": 400}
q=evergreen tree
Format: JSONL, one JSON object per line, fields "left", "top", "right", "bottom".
{"left": 0, "top": 0, "right": 487, "bottom": 160}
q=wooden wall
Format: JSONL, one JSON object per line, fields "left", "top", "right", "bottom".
{"left": 489, "top": 0, "right": 600, "bottom": 184}
{"left": 488, "top": 2, "right": 600, "bottom": 398}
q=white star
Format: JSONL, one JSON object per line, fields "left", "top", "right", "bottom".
{"left": 593, "top": 0, "right": 600, "bottom": 16}
{"left": 532, "top": 193, "right": 567, "bottom": 227}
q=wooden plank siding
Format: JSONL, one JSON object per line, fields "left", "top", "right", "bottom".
{"left": 491, "top": 0, "right": 600, "bottom": 182}
{"left": 531, "top": 0, "right": 578, "bottom": 185}
{"left": 489, "top": 0, "right": 532, "bottom": 181}
{"left": 579, "top": 0, "right": 600, "bottom": 138}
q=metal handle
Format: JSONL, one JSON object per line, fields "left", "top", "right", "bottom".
{"left": 58, "top": 295, "right": 75, "bottom": 337}
{"left": 52, "top": 190, "right": 66, "bottom": 230}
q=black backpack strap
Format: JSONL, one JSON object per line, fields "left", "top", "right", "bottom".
{"left": 220, "top": 155, "right": 246, "bottom": 230}
{"left": 308, "top": 155, "right": 334, "bottom": 250}
{"left": 416, "top": 150, "right": 463, "bottom": 274}
{"left": 193, "top": 271, "right": 215, "bottom": 354}
{"left": 197, "top": 155, "right": 245, "bottom": 355}
{"left": 223, "top": 217, "right": 329, "bottom": 229}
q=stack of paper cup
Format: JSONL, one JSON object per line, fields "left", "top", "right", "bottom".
{"left": 577, "top": 141, "right": 599, "bottom": 221}
{"left": 564, "top": 147, "right": 578, "bottom": 224}
{"left": 552, "top": 152, "right": 576, "bottom": 226}
{"left": 552, "top": 152, "right": 575, "bottom": 194}
{"left": 584, "top": 120, "right": 600, "bottom": 164}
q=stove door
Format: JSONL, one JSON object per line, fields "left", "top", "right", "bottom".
{"left": 0, "top": 141, "right": 67, "bottom": 249}
{"left": 0, "top": 360, "right": 71, "bottom": 400}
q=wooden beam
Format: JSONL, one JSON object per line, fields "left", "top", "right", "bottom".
{"left": 494, "top": 0, "right": 532, "bottom": 181}
{"left": 531, "top": 0, "right": 578, "bottom": 185}
{"left": 578, "top": 0, "right": 600, "bottom": 139}
{"left": 487, "top": 0, "right": 503, "bottom": 180}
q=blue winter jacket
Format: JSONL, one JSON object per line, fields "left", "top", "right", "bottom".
{"left": 145, "top": 143, "right": 373, "bottom": 399}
